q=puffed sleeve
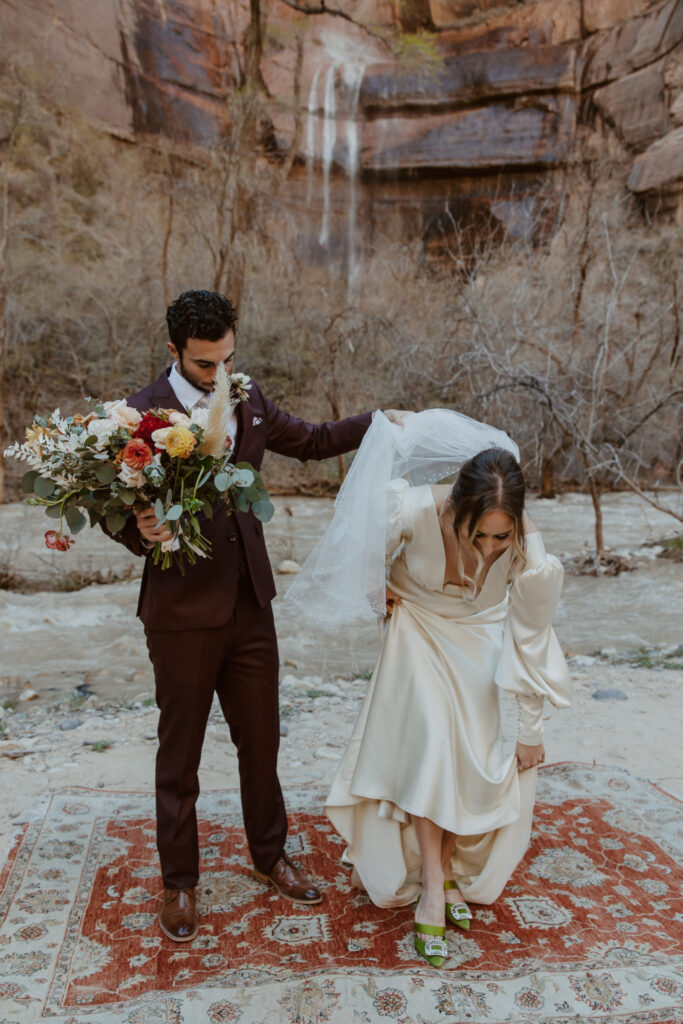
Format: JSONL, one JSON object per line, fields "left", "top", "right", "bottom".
{"left": 495, "top": 531, "right": 573, "bottom": 744}
{"left": 385, "top": 478, "right": 412, "bottom": 564}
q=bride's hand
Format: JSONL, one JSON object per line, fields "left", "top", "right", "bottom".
{"left": 516, "top": 741, "right": 545, "bottom": 772}
{"left": 374, "top": 409, "right": 414, "bottom": 427}
{"left": 385, "top": 587, "right": 401, "bottom": 617}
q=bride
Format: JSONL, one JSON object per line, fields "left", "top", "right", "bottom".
{"left": 287, "top": 410, "right": 572, "bottom": 968}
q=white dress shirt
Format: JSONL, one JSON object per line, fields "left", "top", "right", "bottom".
{"left": 169, "top": 362, "right": 237, "bottom": 450}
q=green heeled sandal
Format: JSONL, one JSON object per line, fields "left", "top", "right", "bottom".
{"left": 444, "top": 880, "right": 472, "bottom": 930}
{"left": 414, "top": 922, "right": 448, "bottom": 967}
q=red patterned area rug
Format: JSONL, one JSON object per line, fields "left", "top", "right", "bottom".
{"left": 0, "top": 764, "right": 682, "bottom": 1024}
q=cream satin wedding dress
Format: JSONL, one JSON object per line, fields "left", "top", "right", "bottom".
{"left": 326, "top": 480, "right": 573, "bottom": 907}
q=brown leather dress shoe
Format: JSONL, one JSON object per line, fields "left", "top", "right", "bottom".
{"left": 253, "top": 854, "right": 323, "bottom": 904}
{"left": 159, "top": 887, "right": 199, "bottom": 942}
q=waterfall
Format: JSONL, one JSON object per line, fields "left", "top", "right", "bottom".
{"left": 305, "top": 66, "right": 321, "bottom": 206}
{"left": 345, "top": 65, "right": 365, "bottom": 297}
{"left": 305, "top": 54, "right": 369, "bottom": 290}
{"left": 319, "top": 64, "right": 337, "bottom": 246}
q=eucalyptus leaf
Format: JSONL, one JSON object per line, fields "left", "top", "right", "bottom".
{"left": 252, "top": 499, "right": 275, "bottom": 523}
{"left": 237, "top": 493, "right": 250, "bottom": 513}
{"left": 232, "top": 468, "right": 254, "bottom": 487}
{"left": 154, "top": 499, "right": 165, "bottom": 521}
{"left": 45, "top": 505, "right": 63, "bottom": 519}
{"left": 65, "top": 507, "right": 87, "bottom": 534}
{"left": 166, "top": 504, "right": 183, "bottom": 521}
{"left": 105, "top": 513, "right": 127, "bottom": 534}
{"left": 34, "top": 476, "right": 56, "bottom": 498}
{"left": 214, "top": 472, "right": 229, "bottom": 492}
{"left": 242, "top": 484, "right": 261, "bottom": 503}
{"left": 21, "top": 470, "right": 40, "bottom": 493}
{"left": 94, "top": 464, "right": 117, "bottom": 485}
{"left": 118, "top": 488, "right": 136, "bottom": 506}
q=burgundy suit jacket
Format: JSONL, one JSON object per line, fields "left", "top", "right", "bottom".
{"left": 112, "top": 369, "right": 372, "bottom": 632}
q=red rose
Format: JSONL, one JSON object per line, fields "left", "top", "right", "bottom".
{"left": 44, "top": 530, "right": 74, "bottom": 551}
{"left": 135, "top": 412, "right": 169, "bottom": 444}
{"left": 121, "top": 437, "right": 154, "bottom": 469}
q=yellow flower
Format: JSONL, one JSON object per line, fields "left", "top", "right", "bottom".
{"left": 165, "top": 425, "right": 197, "bottom": 458}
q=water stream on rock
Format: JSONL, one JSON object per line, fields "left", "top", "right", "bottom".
{"left": 306, "top": 58, "right": 368, "bottom": 295}
{"left": 345, "top": 65, "right": 365, "bottom": 297}
{"left": 319, "top": 64, "right": 337, "bottom": 247}
{"left": 305, "top": 65, "right": 321, "bottom": 205}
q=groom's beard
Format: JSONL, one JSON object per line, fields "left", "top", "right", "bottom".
{"left": 177, "top": 356, "right": 215, "bottom": 394}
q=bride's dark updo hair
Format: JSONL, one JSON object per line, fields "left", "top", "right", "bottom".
{"left": 449, "top": 447, "right": 526, "bottom": 587}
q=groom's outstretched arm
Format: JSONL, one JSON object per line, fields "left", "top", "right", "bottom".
{"left": 255, "top": 383, "right": 373, "bottom": 461}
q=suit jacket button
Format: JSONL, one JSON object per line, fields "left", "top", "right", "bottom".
{"left": 229, "top": 535, "right": 237, "bottom": 542}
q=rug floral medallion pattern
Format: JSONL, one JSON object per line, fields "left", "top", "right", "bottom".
{"left": 0, "top": 765, "right": 681, "bottom": 1023}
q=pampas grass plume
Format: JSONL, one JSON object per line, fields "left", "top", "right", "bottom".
{"left": 199, "top": 362, "right": 232, "bottom": 457}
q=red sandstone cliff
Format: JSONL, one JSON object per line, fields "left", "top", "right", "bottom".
{"left": 1, "top": 0, "right": 681, "bottom": 224}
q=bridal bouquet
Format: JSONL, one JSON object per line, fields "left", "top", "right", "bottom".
{"left": 3, "top": 366, "right": 273, "bottom": 570}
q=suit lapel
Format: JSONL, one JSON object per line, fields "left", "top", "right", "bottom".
{"left": 148, "top": 369, "right": 186, "bottom": 415}
{"left": 233, "top": 398, "right": 248, "bottom": 462}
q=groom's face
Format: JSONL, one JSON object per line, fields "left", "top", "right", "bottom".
{"left": 168, "top": 331, "right": 236, "bottom": 393}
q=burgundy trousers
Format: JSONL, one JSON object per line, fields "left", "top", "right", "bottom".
{"left": 144, "top": 577, "right": 288, "bottom": 890}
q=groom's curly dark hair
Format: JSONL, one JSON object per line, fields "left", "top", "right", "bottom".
{"left": 166, "top": 290, "right": 238, "bottom": 351}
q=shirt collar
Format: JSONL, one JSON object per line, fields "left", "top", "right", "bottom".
{"left": 168, "top": 362, "right": 206, "bottom": 410}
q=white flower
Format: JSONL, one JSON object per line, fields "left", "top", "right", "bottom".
{"left": 151, "top": 426, "right": 172, "bottom": 450}
{"left": 103, "top": 400, "right": 142, "bottom": 431}
{"left": 168, "top": 411, "right": 192, "bottom": 428}
{"left": 86, "top": 418, "right": 118, "bottom": 449}
{"left": 118, "top": 462, "right": 147, "bottom": 488}
{"left": 189, "top": 407, "right": 209, "bottom": 429}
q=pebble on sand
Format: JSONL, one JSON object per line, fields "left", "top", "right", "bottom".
{"left": 592, "top": 688, "right": 628, "bottom": 701}
{"left": 276, "top": 560, "right": 301, "bottom": 574}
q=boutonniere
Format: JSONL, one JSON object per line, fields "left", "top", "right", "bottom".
{"left": 230, "top": 373, "right": 252, "bottom": 408}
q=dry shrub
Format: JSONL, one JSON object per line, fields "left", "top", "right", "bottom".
{"left": 1, "top": 56, "right": 680, "bottom": 541}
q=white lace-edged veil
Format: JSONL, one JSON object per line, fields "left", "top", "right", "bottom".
{"left": 285, "top": 408, "right": 520, "bottom": 630}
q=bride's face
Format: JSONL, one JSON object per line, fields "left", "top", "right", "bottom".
{"left": 464, "top": 509, "right": 515, "bottom": 561}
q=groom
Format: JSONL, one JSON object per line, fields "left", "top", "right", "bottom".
{"left": 112, "top": 290, "right": 400, "bottom": 942}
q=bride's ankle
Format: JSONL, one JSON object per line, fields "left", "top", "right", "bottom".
{"left": 415, "top": 893, "right": 445, "bottom": 925}
{"left": 444, "top": 881, "right": 464, "bottom": 902}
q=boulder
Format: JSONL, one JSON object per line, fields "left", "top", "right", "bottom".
{"left": 583, "top": 0, "right": 683, "bottom": 88}
{"left": 361, "top": 43, "right": 577, "bottom": 113}
{"left": 592, "top": 62, "right": 670, "bottom": 150}
{"left": 361, "top": 96, "right": 575, "bottom": 172}
{"left": 627, "top": 126, "right": 683, "bottom": 191}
